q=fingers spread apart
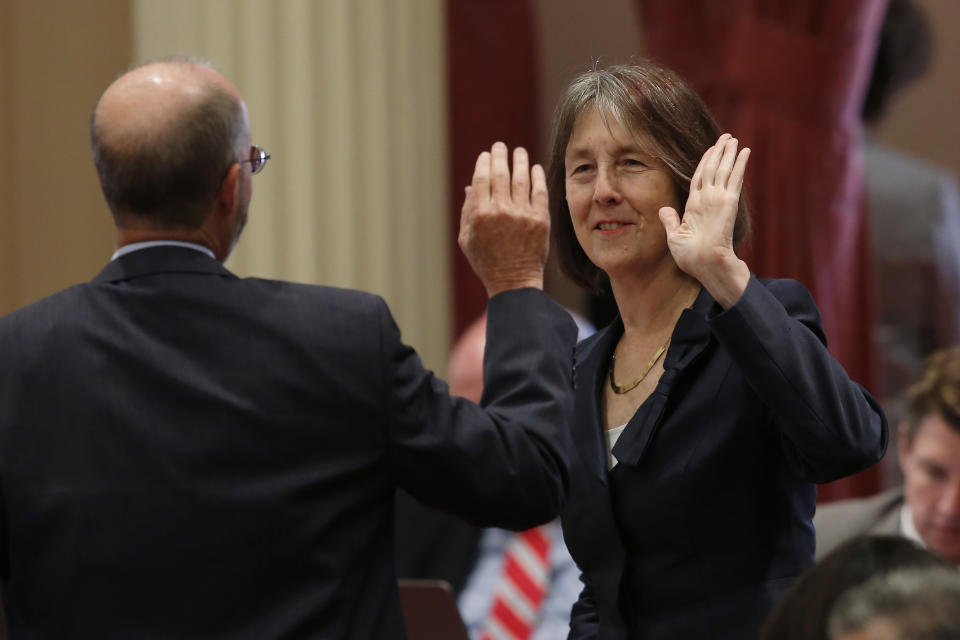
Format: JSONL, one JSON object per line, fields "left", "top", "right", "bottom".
{"left": 512, "top": 147, "right": 530, "bottom": 204}
{"left": 464, "top": 142, "right": 547, "bottom": 218}
{"left": 490, "top": 142, "right": 511, "bottom": 205}
{"left": 458, "top": 142, "right": 551, "bottom": 295}
{"left": 695, "top": 134, "right": 750, "bottom": 191}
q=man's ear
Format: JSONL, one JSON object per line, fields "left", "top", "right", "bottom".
{"left": 216, "top": 162, "right": 241, "bottom": 217}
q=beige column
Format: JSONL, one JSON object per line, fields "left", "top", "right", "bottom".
{"left": 0, "top": 0, "right": 131, "bottom": 314}
{"left": 0, "top": 0, "right": 17, "bottom": 310}
{"left": 131, "top": 0, "right": 452, "bottom": 372}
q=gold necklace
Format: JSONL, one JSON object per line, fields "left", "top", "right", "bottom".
{"left": 608, "top": 337, "right": 670, "bottom": 395}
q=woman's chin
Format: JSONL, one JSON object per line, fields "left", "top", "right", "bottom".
{"left": 590, "top": 252, "right": 674, "bottom": 283}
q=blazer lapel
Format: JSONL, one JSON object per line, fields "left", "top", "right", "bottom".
{"left": 92, "top": 246, "right": 236, "bottom": 284}
{"left": 573, "top": 321, "right": 622, "bottom": 485}
{"left": 611, "top": 287, "right": 717, "bottom": 467}
{"left": 665, "top": 286, "right": 717, "bottom": 371}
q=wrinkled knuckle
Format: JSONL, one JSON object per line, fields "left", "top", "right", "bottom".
{"left": 491, "top": 198, "right": 512, "bottom": 216}
{"left": 476, "top": 199, "right": 495, "bottom": 217}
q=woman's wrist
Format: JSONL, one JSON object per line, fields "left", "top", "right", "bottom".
{"left": 695, "top": 252, "right": 750, "bottom": 309}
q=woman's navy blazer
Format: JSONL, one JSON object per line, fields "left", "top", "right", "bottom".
{"left": 562, "top": 277, "right": 887, "bottom": 640}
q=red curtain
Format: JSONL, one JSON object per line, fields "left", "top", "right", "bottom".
{"left": 446, "top": 0, "right": 541, "bottom": 339}
{"left": 638, "top": 0, "right": 888, "bottom": 500}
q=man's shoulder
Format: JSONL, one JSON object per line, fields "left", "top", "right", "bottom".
{"left": 242, "top": 277, "right": 386, "bottom": 310}
{"left": 0, "top": 283, "right": 90, "bottom": 327}
{"left": 230, "top": 278, "right": 396, "bottom": 338}
{"left": 864, "top": 142, "right": 960, "bottom": 258}
{"left": 0, "top": 277, "right": 392, "bottom": 347}
{"left": 815, "top": 486, "right": 903, "bottom": 520}
{"left": 865, "top": 142, "right": 956, "bottom": 193}
{"left": 814, "top": 487, "right": 904, "bottom": 558}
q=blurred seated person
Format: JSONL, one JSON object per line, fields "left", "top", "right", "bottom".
{"left": 815, "top": 347, "right": 960, "bottom": 564}
{"left": 395, "top": 312, "right": 593, "bottom": 640}
{"left": 862, "top": 0, "right": 960, "bottom": 456}
{"left": 758, "top": 535, "right": 952, "bottom": 640}
{"left": 827, "top": 566, "right": 960, "bottom": 640}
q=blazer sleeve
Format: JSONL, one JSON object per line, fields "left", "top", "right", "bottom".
{"left": 568, "top": 575, "right": 599, "bottom": 640}
{"left": 381, "top": 288, "right": 577, "bottom": 530}
{"left": 707, "top": 277, "right": 888, "bottom": 483}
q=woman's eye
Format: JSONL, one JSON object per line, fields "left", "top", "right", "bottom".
{"left": 570, "top": 164, "right": 592, "bottom": 175}
{"left": 623, "top": 158, "right": 645, "bottom": 168}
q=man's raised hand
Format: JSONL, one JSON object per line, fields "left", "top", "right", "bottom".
{"left": 459, "top": 142, "right": 550, "bottom": 297}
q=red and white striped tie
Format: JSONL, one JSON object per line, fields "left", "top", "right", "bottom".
{"left": 480, "top": 525, "right": 551, "bottom": 640}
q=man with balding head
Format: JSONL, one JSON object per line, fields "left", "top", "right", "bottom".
{"left": 93, "top": 60, "right": 254, "bottom": 258}
{"left": 0, "top": 59, "right": 576, "bottom": 638}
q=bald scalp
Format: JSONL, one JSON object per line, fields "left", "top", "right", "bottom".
{"left": 448, "top": 315, "right": 487, "bottom": 403}
{"left": 90, "top": 60, "right": 248, "bottom": 229}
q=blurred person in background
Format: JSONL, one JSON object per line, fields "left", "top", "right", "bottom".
{"left": 816, "top": 346, "right": 960, "bottom": 565}
{"left": 758, "top": 535, "right": 953, "bottom": 640}
{"left": 861, "top": 0, "right": 960, "bottom": 478}
{"left": 828, "top": 566, "right": 960, "bottom": 640}
{"left": 396, "top": 311, "right": 593, "bottom": 640}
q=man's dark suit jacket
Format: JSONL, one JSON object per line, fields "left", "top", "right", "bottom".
{"left": 0, "top": 246, "right": 576, "bottom": 638}
{"left": 561, "top": 278, "right": 887, "bottom": 640}
{"left": 393, "top": 490, "right": 482, "bottom": 595}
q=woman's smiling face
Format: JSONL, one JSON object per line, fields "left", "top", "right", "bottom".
{"left": 564, "top": 106, "right": 681, "bottom": 280}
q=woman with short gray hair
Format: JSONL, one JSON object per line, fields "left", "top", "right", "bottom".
{"left": 551, "top": 61, "right": 887, "bottom": 639}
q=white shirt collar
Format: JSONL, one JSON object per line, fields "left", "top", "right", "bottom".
{"left": 111, "top": 240, "right": 216, "bottom": 261}
{"left": 900, "top": 503, "right": 926, "bottom": 547}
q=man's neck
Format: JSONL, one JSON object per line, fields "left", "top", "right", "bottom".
{"left": 116, "top": 226, "right": 224, "bottom": 261}
{"left": 111, "top": 240, "right": 216, "bottom": 261}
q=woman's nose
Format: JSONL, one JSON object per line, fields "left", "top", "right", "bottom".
{"left": 593, "top": 166, "right": 622, "bottom": 205}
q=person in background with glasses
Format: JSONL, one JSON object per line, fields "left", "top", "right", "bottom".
{"left": 0, "top": 58, "right": 577, "bottom": 638}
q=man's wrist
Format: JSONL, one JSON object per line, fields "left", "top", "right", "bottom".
{"left": 484, "top": 276, "right": 544, "bottom": 298}
{"left": 480, "top": 263, "right": 545, "bottom": 297}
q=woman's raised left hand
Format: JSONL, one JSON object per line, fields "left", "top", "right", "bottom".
{"left": 659, "top": 134, "right": 751, "bottom": 308}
